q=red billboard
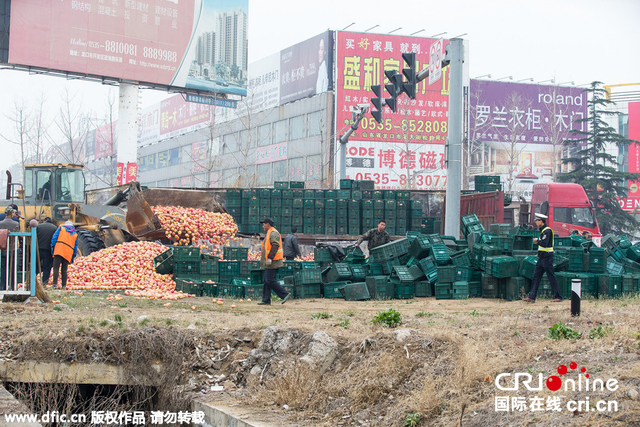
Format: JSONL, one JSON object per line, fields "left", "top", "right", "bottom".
{"left": 8, "top": 0, "right": 248, "bottom": 95}
{"left": 336, "top": 32, "right": 450, "bottom": 190}
{"left": 620, "top": 102, "right": 640, "bottom": 211}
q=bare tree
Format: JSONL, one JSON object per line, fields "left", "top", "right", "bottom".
{"left": 2, "top": 99, "right": 32, "bottom": 179}
{"left": 55, "top": 88, "right": 90, "bottom": 164}
{"left": 27, "top": 93, "right": 49, "bottom": 165}
{"left": 496, "top": 91, "right": 532, "bottom": 195}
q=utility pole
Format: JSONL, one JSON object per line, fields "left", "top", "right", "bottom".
{"left": 338, "top": 104, "right": 369, "bottom": 180}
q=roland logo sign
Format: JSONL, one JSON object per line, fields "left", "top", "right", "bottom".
{"left": 538, "top": 92, "right": 584, "bottom": 106}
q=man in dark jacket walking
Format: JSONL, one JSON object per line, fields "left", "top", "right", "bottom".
{"left": 0, "top": 207, "right": 19, "bottom": 290}
{"left": 523, "top": 213, "right": 563, "bottom": 303}
{"left": 36, "top": 218, "right": 58, "bottom": 286}
{"left": 282, "top": 227, "right": 301, "bottom": 260}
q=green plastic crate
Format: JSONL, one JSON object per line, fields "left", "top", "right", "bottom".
{"left": 218, "top": 283, "right": 245, "bottom": 298}
{"left": 173, "top": 246, "right": 201, "bottom": 262}
{"left": 365, "top": 276, "right": 393, "bottom": 299}
{"left": 452, "top": 281, "right": 469, "bottom": 299}
{"left": 322, "top": 263, "right": 352, "bottom": 283}
{"left": 506, "top": 277, "right": 527, "bottom": 301}
{"left": 481, "top": 273, "right": 500, "bottom": 298}
{"left": 408, "top": 234, "right": 432, "bottom": 259}
{"left": 350, "top": 264, "right": 367, "bottom": 281}
{"left": 218, "top": 260, "right": 240, "bottom": 276}
{"left": 314, "top": 247, "right": 335, "bottom": 263}
{"left": 598, "top": 274, "right": 621, "bottom": 298}
{"left": 154, "top": 255, "right": 174, "bottom": 275}
{"left": 175, "top": 278, "right": 203, "bottom": 296}
{"left": 414, "top": 280, "right": 432, "bottom": 297}
{"left": 451, "top": 250, "right": 471, "bottom": 267}
{"left": 588, "top": 248, "right": 607, "bottom": 273}
{"left": 174, "top": 261, "right": 200, "bottom": 279}
{"left": 323, "top": 281, "right": 350, "bottom": 298}
{"left": 391, "top": 265, "right": 415, "bottom": 283}
{"left": 435, "top": 283, "right": 452, "bottom": 300}
{"left": 392, "top": 280, "right": 415, "bottom": 299}
{"left": 295, "top": 284, "right": 322, "bottom": 299}
{"left": 339, "top": 282, "right": 370, "bottom": 301}
{"left": 455, "top": 267, "right": 474, "bottom": 282}
{"left": 490, "top": 256, "right": 519, "bottom": 278}
{"left": 436, "top": 265, "right": 456, "bottom": 283}
{"left": 294, "top": 269, "right": 322, "bottom": 285}
{"left": 431, "top": 244, "right": 451, "bottom": 265}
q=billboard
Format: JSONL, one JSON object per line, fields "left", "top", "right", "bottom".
{"left": 469, "top": 80, "right": 588, "bottom": 198}
{"left": 138, "top": 93, "right": 212, "bottom": 146}
{"left": 280, "top": 31, "right": 333, "bottom": 105}
{"left": 620, "top": 102, "right": 640, "bottom": 211}
{"left": 237, "top": 30, "right": 333, "bottom": 120}
{"left": 336, "top": 32, "right": 450, "bottom": 190}
{"left": 8, "top": 0, "right": 248, "bottom": 96}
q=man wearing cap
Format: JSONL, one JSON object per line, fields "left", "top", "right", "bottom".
{"left": 524, "top": 213, "right": 563, "bottom": 303}
{"left": 50, "top": 220, "right": 79, "bottom": 290}
{"left": 258, "top": 218, "right": 291, "bottom": 305}
{"left": 0, "top": 207, "right": 19, "bottom": 290}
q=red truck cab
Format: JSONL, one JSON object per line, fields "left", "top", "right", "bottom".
{"left": 530, "top": 183, "right": 600, "bottom": 237}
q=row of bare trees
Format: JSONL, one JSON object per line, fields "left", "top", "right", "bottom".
{"left": 2, "top": 88, "right": 118, "bottom": 187}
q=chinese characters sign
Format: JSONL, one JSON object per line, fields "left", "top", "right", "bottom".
{"left": 620, "top": 102, "right": 640, "bottom": 211}
{"left": 256, "top": 143, "right": 287, "bottom": 165}
{"left": 8, "top": 0, "right": 248, "bottom": 96}
{"left": 469, "top": 80, "right": 587, "bottom": 145}
{"left": 160, "top": 95, "right": 212, "bottom": 136}
{"left": 336, "top": 31, "right": 450, "bottom": 145}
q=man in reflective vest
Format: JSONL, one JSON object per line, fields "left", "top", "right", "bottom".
{"left": 258, "top": 218, "right": 291, "bottom": 305}
{"left": 50, "top": 221, "right": 79, "bottom": 290}
{"left": 523, "top": 213, "right": 563, "bottom": 303}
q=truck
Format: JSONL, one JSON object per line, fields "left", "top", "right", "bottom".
{"left": 451, "top": 182, "right": 600, "bottom": 238}
{"left": 2, "top": 164, "right": 226, "bottom": 255}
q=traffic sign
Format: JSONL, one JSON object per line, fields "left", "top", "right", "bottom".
{"left": 428, "top": 38, "right": 444, "bottom": 86}
{"left": 186, "top": 94, "right": 237, "bottom": 108}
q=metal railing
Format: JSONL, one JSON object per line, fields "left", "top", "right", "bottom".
{"left": 2, "top": 228, "right": 37, "bottom": 297}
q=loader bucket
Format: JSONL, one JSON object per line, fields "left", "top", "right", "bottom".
{"left": 125, "top": 184, "right": 166, "bottom": 240}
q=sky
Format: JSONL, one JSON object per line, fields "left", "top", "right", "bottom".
{"left": 1, "top": 0, "right": 639, "bottom": 175}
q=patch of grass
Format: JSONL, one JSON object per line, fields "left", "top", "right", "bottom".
{"left": 139, "top": 318, "right": 151, "bottom": 327}
{"left": 371, "top": 308, "right": 402, "bottom": 328}
{"left": 469, "top": 309, "right": 480, "bottom": 316}
{"left": 342, "top": 309, "right": 356, "bottom": 317}
{"left": 114, "top": 313, "right": 124, "bottom": 323}
{"left": 165, "top": 319, "right": 175, "bottom": 326}
{"left": 513, "top": 331, "right": 520, "bottom": 336}
{"left": 548, "top": 322, "right": 582, "bottom": 340}
{"left": 339, "top": 318, "right": 350, "bottom": 328}
{"left": 311, "top": 312, "right": 332, "bottom": 320}
{"left": 403, "top": 412, "right": 421, "bottom": 426}
{"left": 611, "top": 355, "right": 621, "bottom": 362}
{"left": 117, "top": 302, "right": 128, "bottom": 308}
{"left": 53, "top": 306, "right": 62, "bottom": 312}
{"left": 99, "top": 320, "right": 108, "bottom": 327}
{"left": 415, "top": 311, "right": 436, "bottom": 317}
{"left": 588, "top": 325, "right": 612, "bottom": 339}
{"left": 76, "top": 325, "right": 86, "bottom": 333}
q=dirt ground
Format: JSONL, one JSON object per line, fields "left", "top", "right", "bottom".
{"left": 1, "top": 290, "right": 639, "bottom": 426}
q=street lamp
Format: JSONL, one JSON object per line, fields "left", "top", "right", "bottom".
{"left": 516, "top": 77, "right": 533, "bottom": 82}
{"left": 365, "top": 24, "right": 379, "bottom": 32}
{"left": 558, "top": 81, "right": 575, "bottom": 85}
{"left": 388, "top": 27, "right": 402, "bottom": 34}
{"left": 496, "top": 76, "right": 513, "bottom": 81}
{"left": 430, "top": 32, "right": 447, "bottom": 38}
{"left": 537, "top": 79, "right": 555, "bottom": 84}
{"left": 474, "top": 74, "right": 491, "bottom": 79}
{"left": 342, "top": 22, "right": 355, "bottom": 31}
{"left": 410, "top": 29, "right": 425, "bottom": 36}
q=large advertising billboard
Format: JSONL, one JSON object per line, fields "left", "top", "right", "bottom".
{"left": 469, "top": 80, "right": 588, "bottom": 198}
{"left": 621, "top": 102, "right": 640, "bottom": 211}
{"left": 336, "top": 31, "right": 451, "bottom": 190}
{"left": 238, "top": 31, "right": 333, "bottom": 120}
{"left": 8, "top": 0, "right": 248, "bottom": 96}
